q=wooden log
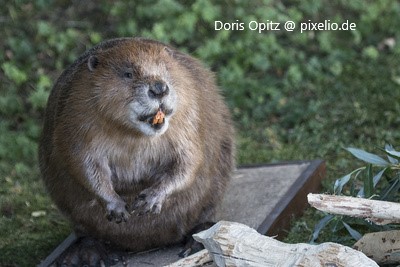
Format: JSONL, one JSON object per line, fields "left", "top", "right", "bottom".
{"left": 165, "top": 249, "right": 213, "bottom": 267}
{"left": 353, "top": 230, "right": 400, "bottom": 265}
{"left": 307, "top": 193, "right": 400, "bottom": 225}
{"left": 192, "top": 221, "right": 378, "bottom": 267}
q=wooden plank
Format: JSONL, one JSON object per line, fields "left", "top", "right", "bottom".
{"left": 215, "top": 161, "right": 320, "bottom": 232}
{"left": 38, "top": 160, "right": 325, "bottom": 266}
{"left": 38, "top": 233, "right": 77, "bottom": 267}
{"left": 263, "top": 160, "right": 325, "bottom": 238}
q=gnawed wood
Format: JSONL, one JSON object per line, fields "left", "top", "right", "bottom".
{"left": 307, "top": 193, "right": 400, "bottom": 225}
{"left": 353, "top": 230, "right": 400, "bottom": 265}
{"left": 193, "top": 221, "right": 377, "bottom": 267}
{"left": 166, "top": 249, "right": 213, "bottom": 267}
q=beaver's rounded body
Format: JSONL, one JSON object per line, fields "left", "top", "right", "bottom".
{"left": 39, "top": 38, "right": 234, "bottom": 252}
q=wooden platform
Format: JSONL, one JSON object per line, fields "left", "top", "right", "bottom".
{"left": 38, "top": 160, "right": 325, "bottom": 267}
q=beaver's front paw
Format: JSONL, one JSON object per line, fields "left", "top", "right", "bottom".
{"left": 130, "top": 188, "right": 166, "bottom": 215}
{"left": 106, "top": 199, "right": 129, "bottom": 223}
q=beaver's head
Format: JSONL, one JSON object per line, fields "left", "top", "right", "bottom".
{"left": 86, "top": 40, "right": 178, "bottom": 136}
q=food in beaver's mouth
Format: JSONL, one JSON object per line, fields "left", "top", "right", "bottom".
{"left": 152, "top": 109, "right": 165, "bottom": 125}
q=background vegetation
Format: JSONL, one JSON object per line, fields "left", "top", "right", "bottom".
{"left": 1, "top": 0, "right": 400, "bottom": 266}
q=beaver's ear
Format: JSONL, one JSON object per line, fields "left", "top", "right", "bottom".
{"left": 88, "top": 55, "right": 99, "bottom": 72}
{"left": 163, "top": 46, "right": 175, "bottom": 57}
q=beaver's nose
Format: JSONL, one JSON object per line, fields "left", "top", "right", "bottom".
{"left": 148, "top": 81, "right": 169, "bottom": 99}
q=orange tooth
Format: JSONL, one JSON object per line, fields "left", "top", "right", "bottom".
{"left": 152, "top": 109, "right": 165, "bottom": 125}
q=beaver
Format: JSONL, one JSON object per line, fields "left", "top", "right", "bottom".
{"left": 39, "top": 37, "right": 234, "bottom": 265}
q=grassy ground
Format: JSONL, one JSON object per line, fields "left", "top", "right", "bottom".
{"left": 1, "top": 1, "right": 400, "bottom": 266}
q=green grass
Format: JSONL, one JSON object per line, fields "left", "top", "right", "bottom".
{"left": 237, "top": 53, "right": 400, "bottom": 166}
{"left": 0, "top": 166, "right": 71, "bottom": 266}
{"left": 1, "top": 0, "right": 400, "bottom": 266}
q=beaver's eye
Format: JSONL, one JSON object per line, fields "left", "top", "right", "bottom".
{"left": 124, "top": 72, "right": 133, "bottom": 79}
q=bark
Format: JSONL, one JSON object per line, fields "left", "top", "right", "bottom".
{"left": 353, "top": 230, "right": 400, "bottom": 265}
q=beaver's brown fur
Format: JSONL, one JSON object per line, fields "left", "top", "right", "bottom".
{"left": 39, "top": 37, "right": 234, "bottom": 253}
